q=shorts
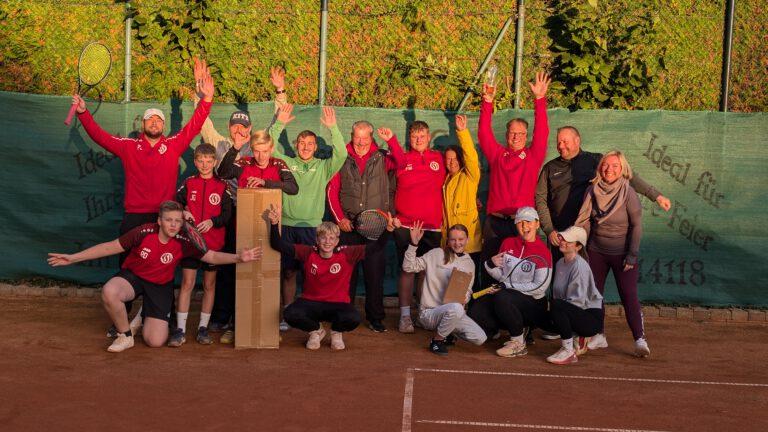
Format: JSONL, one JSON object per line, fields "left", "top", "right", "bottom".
{"left": 281, "top": 225, "right": 317, "bottom": 271}
{"left": 392, "top": 227, "right": 442, "bottom": 267}
{"left": 114, "top": 269, "right": 174, "bottom": 321}
{"left": 180, "top": 256, "right": 217, "bottom": 272}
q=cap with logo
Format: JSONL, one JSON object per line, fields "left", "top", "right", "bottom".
{"left": 229, "top": 111, "right": 251, "bottom": 127}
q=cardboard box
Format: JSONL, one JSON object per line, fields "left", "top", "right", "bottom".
{"left": 235, "top": 189, "right": 282, "bottom": 349}
{"left": 442, "top": 268, "right": 474, "bottom": 305}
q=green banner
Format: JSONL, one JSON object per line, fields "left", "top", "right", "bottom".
{"left": 0, "top": 91, "right": 765, "bottom": 306}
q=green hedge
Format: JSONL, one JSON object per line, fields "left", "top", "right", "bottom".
{"left": 0, "top": 0, "right": 764, "bottom": 111}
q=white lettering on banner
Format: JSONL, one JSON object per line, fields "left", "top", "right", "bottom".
{"left": 209, "top": 193, "right": 221, "bottom": 205}
{"left": 160, "top": 252, "right": 173, "bottom": 264}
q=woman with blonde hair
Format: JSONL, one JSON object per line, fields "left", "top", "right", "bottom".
{"left": 576, "top": 150, "right": 649, "bottom": 357}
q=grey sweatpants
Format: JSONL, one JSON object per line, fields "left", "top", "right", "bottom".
{"left": 418, "top": 303, "right": 487, "bottom": 345}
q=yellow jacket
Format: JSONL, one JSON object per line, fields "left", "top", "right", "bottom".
{"left": 442, "top": 128, "right": 482, "bottom": 253}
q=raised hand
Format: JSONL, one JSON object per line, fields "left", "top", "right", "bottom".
{"left": 193, "top": 57, "right": 206, "bottom": 84}
{"left": 47, "top": 253, "right": 75, "bottom": 267}
{"left": 656, "top": 195, "right": 671, "bottom": 211}
{"left": 267, "top": 204, "right": 281, "bottom": 225}
{"left": 270, "top": 66, "right": 286, "bottom": 90}
{"left": 482, "top": 83, "right": 496, "bottom": 103}
{"left": 196, "top": 60, "right": 215, "bottom": 102}
{"left": 276, "top": 103, "right": 295, "bottom": 125}
{"left": 338, "top": 218, "right": 353, "bottom": 232}
{"left": 239, "top": 246, "right": 262, "bottom": 263}
{"left": 529, "top": 71, "right": 551, "bottom": 99}
{"left": 377, "top": 127, "right": 393, "bottom": 142}
{"left": 455, "top": 114, "right": 467, "bottom": 131}
{"left": 320, "top": 106, "right": 336, "bottom": 128}
{"left": 72, "top": 94, "right": 86, "bottom": 114}
{"left": 409, "top": 220, "right": 425, "bottom": 245}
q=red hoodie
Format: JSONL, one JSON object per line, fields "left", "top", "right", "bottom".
{"left": 478, "top": 97, "right": 549, "bottom": 216}
{"left": 77, "top": 100, "right": 212, "bottom": 213}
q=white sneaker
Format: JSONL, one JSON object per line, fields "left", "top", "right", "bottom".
{"left": 107, "top": 333, "right": 134, "bottom": 353}
{"left": 279, "top": 320, "right": 291, "bottom": 332}
{"left": 330, "top": 331, "right": 345, "bottom": 351}
{"left": 547, "top": 347, "right": 578, "bottom": 365}
{"left": 634, "top": 338, "right": 650, "bottom": 358}
{"left": 495, "top": 339, "right": 527, "bottom": 358}
{"left": 130, "top": 318, "right": 143, "bottom": 337}
{"left": 306, "top": 327, "right": 326, "bottom": 350}
{"left": 587, "top": 333, "right": 608, "bottom": 350}
{"left": 541, "top": 331, "right": 561, "bottom": 340}
{"left": 398, "top": 316, "right": 415, "bottom": 334}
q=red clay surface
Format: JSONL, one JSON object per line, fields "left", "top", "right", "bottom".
{"left": 0, "top": 297, "right": 766, "bottom": 432}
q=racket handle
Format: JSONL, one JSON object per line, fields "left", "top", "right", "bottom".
{"left": 472, "top": 286, "right": 496, "bottom": 300}
{"left": 64, "top": 102, "right": 79, "bottom": 126}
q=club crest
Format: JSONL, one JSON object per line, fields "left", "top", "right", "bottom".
{"left": 160, "top": 252, "right": 173, "bottom": 264}
{"left": 209, "top": 193, "right": 221, "bottom": 205}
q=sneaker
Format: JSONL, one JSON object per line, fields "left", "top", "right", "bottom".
{"left": 368, "top": 320, "right": 387, "bottom": 333}
{"left": 220, "top": 329, "right": 234, "bottom": 344}
{"left": 208, "top": 321, "right": 231, "bottom": 332}
{"left": 107, "top": 333, "right": 134, "bottom": 353}
{"left": 587, "top": 333, "right": 608, "bottom": 350}
{"left": 429, "top": 338, "right": 449, "bottom": 356}
{"left": 196, "top": 326, "right": 213, "bottom": 345}
{"left": 279, "top": 320, "right": 291, "bottom": 332}
{"left": 167, "top": 328, "right": 186, "bottom": 347}
{"left": 306, "top": 327, "right": 327, "bottom": 350}
{"left": 524, "top": 327, "right": 535, "bottom": 345}
{"left": 541, "top": 331, "right": 561, "bottom": 340}
{"left": 496, "top": 339, "right": 527, "bottom": 358}
{"left": 398, "top": 316, "right": 415, "bottom": 334}
{"left": 547, "top": 347, "right": 578, "bottom": 365}
{"left": 574, "top": 336, "right": 589, "bottom": 356}
{"left": 444, "top": 334, "right": 457, "bottom": 346}
{"left": 330, "top": 331, "right": 345, "bottom": 351}
{"left": 106, "top": 325, "right": 118, "bottom": 339}
{"left": 634, "top": 338, "right": 651, "bottom": 358}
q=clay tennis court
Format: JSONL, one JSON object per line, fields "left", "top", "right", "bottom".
{"left": 1, "top": 296, "right": 766, "bottom": 432}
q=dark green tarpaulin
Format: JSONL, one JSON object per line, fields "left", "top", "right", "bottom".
{"left": 1, "top": 91, "right": 765, "bottom": 306}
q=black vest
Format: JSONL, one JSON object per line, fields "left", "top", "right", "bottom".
{"left": 339, "top": 150, "right": 395, "bottom": 218}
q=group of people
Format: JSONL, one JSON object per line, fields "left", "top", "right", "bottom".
{"left": 48, "top": 58, "right": 672, "bottom": 364}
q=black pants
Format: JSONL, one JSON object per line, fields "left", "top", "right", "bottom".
{"left": 341, "top": 230, "right": 387, "bottom": 322}
{"left": 467, "top": 289, "right": 547, "bottom": 338}
{"left": 284, "top": 298, "right": 362, "bottom": 333}
{"left": 480, "top": 215, "right": 518, "bottom": 287}
{"left": 118, "top": 212, "right": 158, "bottom": 316}
{"left": 549, "top": 299, "right": 603, "bottom": 339}
{"left": 211, "top": 214, "right": 236, "bottom": 326}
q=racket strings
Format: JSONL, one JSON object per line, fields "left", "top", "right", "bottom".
{"left": 79, "top": 44, "right": 111, "bottom": 86}
{"left": 355, "top": 211, "right": 387, "bottom": 240}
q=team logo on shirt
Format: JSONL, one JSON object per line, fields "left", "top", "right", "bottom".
{"left": 158, "top": 144, "right": 168, "bottom": 155}
{"left": 310, "top": 263, "right": 318, "bottom": 275}
{"left": 189, "top": 190, "right": 197, "bottom": 202}
{"left": 519, "top": 151, "right": 527, "bottom": 160}
{"left": 329, "top": 263, "right": 342, "bottom": 274}
{"left": 405, "top": 163, "right": 413, "bottom": 171}
{"left": 209, "top": 193, "right": 221, "bottom": 205}
{"left": 140, "top": 247, "right": 151, "bottom": 259}
{"left": 429, "top": 161, "right": 440, "bottom": 171}
{"left": 136, "top": 144, "right": 143, "bottom": 151}
{"left": 521, "top": 262, "right": 533, "bottom": 272}
{"left": 160, "top": 252, "right": 174, "bottom": 264}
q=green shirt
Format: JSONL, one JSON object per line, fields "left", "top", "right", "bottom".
{"left": 269, "top": 121, "right": 347, "bottom": 227}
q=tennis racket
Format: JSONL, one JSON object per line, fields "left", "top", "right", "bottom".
{"left": 505, "top": 254, "right": 551, "bottom": 294}
{"left": 354, "top": 209, "right": 389, "bottom": 240}
{"left": 182, "top": 220, "right": 209, "bottom": 254}
{"left": 64, "top": 42, "right": 112, "bottom": 126}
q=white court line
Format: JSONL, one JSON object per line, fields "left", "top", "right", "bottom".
{"left": 402, "top": 368, "right": 415, "bottom": 432}
{"left": 417, "top": 419, "right": 672, "bottom": 432}
{"left": 413, "top": 368, "right": 768, "bottom": 387}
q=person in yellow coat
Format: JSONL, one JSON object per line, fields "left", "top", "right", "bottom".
{"left": 442, "top": 114, "right": 482, "bottom": 289}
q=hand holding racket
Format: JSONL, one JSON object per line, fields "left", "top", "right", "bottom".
{"left": 182, "top": 220, "right": 209, "bottom": 254}
{"left": 65, "top": 42, "right": 112, "bottom": 126}
{"left": 354, "top": 209, "right": 391, "bottom": 240}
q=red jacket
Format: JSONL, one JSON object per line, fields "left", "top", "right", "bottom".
{"left": 387, "top": 136, "right": 446, "bottom": 230}
{"left": 478, "top": 98, "right": 549, "bottom": 216}
{"left": 176, "top": 175, "right": 231, "bottom": 252}
{"left": 119, "top": 224, "right": 205, "bottom": 284}
{"left": 77, "top": 100, "right": 212, "bottom": 213}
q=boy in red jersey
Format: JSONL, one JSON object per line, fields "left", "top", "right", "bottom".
{"left": 376, "top": 124, "right": 446, "bottom": 333}
{"left": 267, "top": 205, "right": 394, "bottom": 351}
{"left": 167, "top": 144, "right": 234, "bottom": 346}
{"left": 217, "top": 129, "right": 299, "bottom": 194}
{"left": 47, "top": 201, "right": 261, "bottom": 353}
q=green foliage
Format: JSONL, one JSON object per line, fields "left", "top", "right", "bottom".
{"left": 547, "top": 0, "right": 666, "bottom": 110}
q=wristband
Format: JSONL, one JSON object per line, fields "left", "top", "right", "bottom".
{"left": 409, "top": 241, "right": 419, "bottom": 247}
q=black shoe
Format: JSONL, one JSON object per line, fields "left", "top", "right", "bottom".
{"left": 429, "top": 338, "right": 449, "bottom": 356}
{"left": 368, "top": 320, "right": 387, "bottom": 333}
{"left": 444, "top": 334, "right": 457, "bottom": 346}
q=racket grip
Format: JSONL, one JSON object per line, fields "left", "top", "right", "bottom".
{"left": 472, "top": 286, "right": 496, "bottom": 300}
{"left": 64, "top": 103, "right": 79, "bottom": 126}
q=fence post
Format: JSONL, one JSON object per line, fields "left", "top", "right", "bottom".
{"left": 513, "top": 0, "right": 525, "bottom": 109}
{"left": 719, "top": 0, "right": 735, "bottom": 112}
{"left": 318, "top": 0, "right": 329, "bottom": 106}
{"left": 124, "top": 0, "right": 132, "bottom": 103}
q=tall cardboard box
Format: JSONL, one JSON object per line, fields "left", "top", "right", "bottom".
{"left": 235, "top": 189, "right": 281, "bottom": 349}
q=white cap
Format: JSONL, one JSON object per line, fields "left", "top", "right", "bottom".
{"left": 559, "top": 226, "right": 587, "bottom": 247}
{"left": 142, "top": 108, "right": 165, "bottom": 122}
{"left": 514, "top": 206, "right": 539, "bottom": 224}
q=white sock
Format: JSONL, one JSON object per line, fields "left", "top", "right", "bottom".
{"left": 511, "top": 334, "right": 525, "bottom": 344}
{"left": 199, "top": 312, "right": 211, "bottom": 328}
{"left": 562, "top": 338, "right": 574, "bottom": 350}
{"left": 400, "top": 306, "right": 411, "bottom": 318}
{"left": 130, "top": 307, "right": 143, "bottom": 327}
{"left": 177, "top": 312, "right": 188, "bottom": 331}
